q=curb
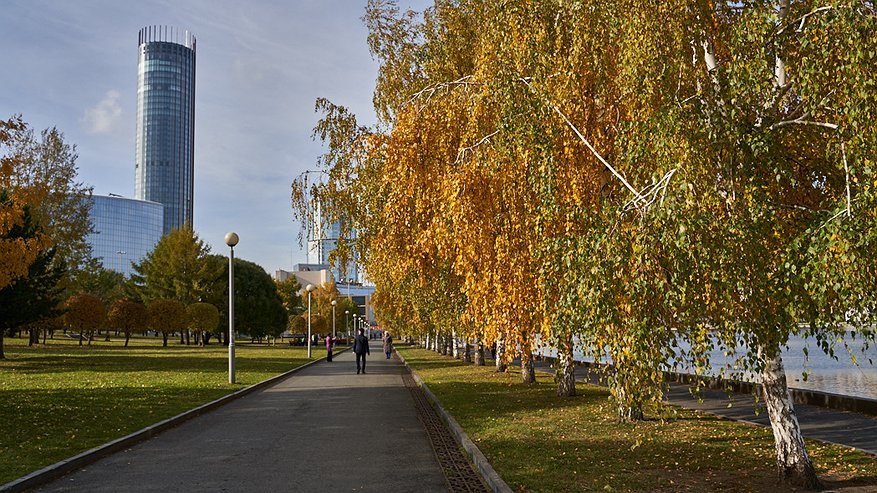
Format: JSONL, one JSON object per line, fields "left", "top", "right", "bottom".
{"left": 396, "top": 350, "right": 513, "bottom": 493}
{"left": 0, "top": 349, "right": 348, "bottom": 493}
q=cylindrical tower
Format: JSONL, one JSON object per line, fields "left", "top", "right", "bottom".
{"left": 135, "top": 26, "right": 196, "bottom": 234}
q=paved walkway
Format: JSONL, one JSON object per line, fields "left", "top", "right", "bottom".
{"left": 33, "top": 342, "right": 449, "bottom": 493}
{"left": 665, "top": 382, "right": 877, "bottom": 455}
{"left": 534, "top": 362, "right": 877, "bottom": 455}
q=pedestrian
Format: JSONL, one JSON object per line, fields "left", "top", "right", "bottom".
{"left": 326, "top": 333, "right": 333, "bottom": 362}
{"left": 383, "top": 332, "right": 393, "bottom": 359}
{"left": 353, "top": 328, "right": 370, "bottom": 374}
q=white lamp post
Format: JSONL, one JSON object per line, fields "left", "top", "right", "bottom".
{"left": 306, "top": 284, "right": 314, "bottom": 358}
{"left": 331, "top": 299, "right": 337, "bottom": 338}
{"left": 224, "top": 232, "right": 239, "bottom": 384}
{"left": 345, "top": 310, "right": 350, "bottom": 338}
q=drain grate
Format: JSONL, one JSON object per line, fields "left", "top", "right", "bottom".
{"left": 402, "top": 369, "right": 491, "bottom": 493}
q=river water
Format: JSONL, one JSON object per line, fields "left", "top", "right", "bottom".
{"left": 534, "top": 334, "right": 877, "bottom": 400}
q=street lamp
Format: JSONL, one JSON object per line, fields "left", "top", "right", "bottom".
{"left": 306, "top": 284, "right": 314, "bottom": 358}
{"left": 224, "top": 232, "right": 239, "bottom": 384}
{"left": 345, "top": 310, "right": 350, "bottom": 338}
{"left": 331, "top": 299, "right": 337, "bottom": 338}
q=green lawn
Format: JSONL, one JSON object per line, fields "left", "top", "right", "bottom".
{"left": 399, "top": 347, "right": 877, "bottom": 493}
{"left": 0, "top": 335, "right": 318, "bottom": 485}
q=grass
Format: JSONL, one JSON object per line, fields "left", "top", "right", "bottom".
{"left": 399, "top": 347, "right": 877, "bottom": 493}
{"left": 0, "top": 334, "right": 321, "bottom": 485}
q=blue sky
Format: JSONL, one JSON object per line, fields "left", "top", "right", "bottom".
{"left": 0, "top": 0, "right": 428, "bottom": 275}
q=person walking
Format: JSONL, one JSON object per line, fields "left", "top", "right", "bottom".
{"left": 353, "top": 328, "right": 370, "bottom": 374}
{"left": 325, "top": 334, "right": 333, "bottom": 362}
{"left": 383, "top": 332, "right": 393, "bottom": 359}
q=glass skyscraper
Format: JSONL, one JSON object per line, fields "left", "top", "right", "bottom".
{"left": 87, "top": 195, "right": 164, "bottom": 277}
{"left": 134, "top": 26, "right": 196, "bottom": 234}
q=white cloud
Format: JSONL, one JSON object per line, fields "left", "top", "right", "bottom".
{"left": 81, "top": 90, "right": 122, "bottom": 134}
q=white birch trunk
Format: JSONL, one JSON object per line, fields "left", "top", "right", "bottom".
{"left": 760, "top": 347, "right": 821, "bottom": 489}
{"left": 521, "top": 335, "right": 536, "bottom": 384}
{"left": 451, "top": 329, "right": 459, "bottom": 359}
{"left": 555, "top": 334, "right": 576, "bottom": 397}
{"left": 615, "top": 386, "right": 644, "bottom": 422}
{"left": 495, "top": 335, "right": 507, "bottom": 372}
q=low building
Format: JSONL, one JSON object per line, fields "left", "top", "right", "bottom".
{"left": 275, "top": 266, "right": 376, "bottom": 328}
{"left": 86, "top": 194, "right": 163, "bottom": 277}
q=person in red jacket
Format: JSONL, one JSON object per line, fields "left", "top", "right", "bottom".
{"left": 325, "top": 333, "right": 334, "bottom": 362}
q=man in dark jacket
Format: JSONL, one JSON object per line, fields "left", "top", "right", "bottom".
{"left": 353, "top": 328, "right": 370, "bottom": 374}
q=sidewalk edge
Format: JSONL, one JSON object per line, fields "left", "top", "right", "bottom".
{"left": 0, "top": 349, "right": 347, "bottom": 493}
{"left": 397, "top": 350, "right": 513, "bottom": 493}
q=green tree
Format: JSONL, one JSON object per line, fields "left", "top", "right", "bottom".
{"left": 275, "top": 275, "right": 304, "bottom": 323}
{"left": 0, "top": 192, "right": 67, "bottom": 356}
{"left": 336, "top": 296, "right": 359, "bottom": 336}
{"left": 64, "top": 293, "right": 105, "bottom": 346}
{"left": 131, "top": 228, "right": 212, "bottom": 304}
{"left": 147, "top": 298, "right": 186, "bottom": 347}
{"left": 6, "top": 122, "right": 94, "bottom": 275}
{"left": 289, "top": 313, "right": 306, "bottom": 335}
{"left": 107, "top": 298, "right": 148, "bottom": 347}
{"left": 72, "top": 259, "right": 125, "bottom": 305}
{"left": 200, "top": 254, "right": 231, "bottom": 345}
{"left": 232, "top": 258, "right": 286, "bottom": 342}
{"left": 187, "top": 302, "right": 219, "bottom": 346}
{"left": 132, "top": 228, "right": 216, "bottom": 345}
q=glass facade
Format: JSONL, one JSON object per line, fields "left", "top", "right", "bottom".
{"left": 134, "top": 26, "right": 196, "bottom": 234}
{"left": 87, "top": 195, "right": 164, "bottom": 277}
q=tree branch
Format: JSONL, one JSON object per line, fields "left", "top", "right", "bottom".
{"left": 769, "top": 119, "right": 839, "bottom": 131}
{"left": 776, "top": 6, "right": 836, "bottom": 36}
{"left": 623, "top": 168, "right": 678, "bottom": 213}
{"left": 407, "top": 75, "right": 478, "bottom": 106}
{"left": 519, "top": 78, "right": 646, "bottom": 206}
{"left": 455, "top": 129, "right": 500, "bottom": 164}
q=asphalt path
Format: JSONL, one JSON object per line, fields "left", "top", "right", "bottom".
{"left": 33, "top": 341, "right": 449, "bottom": 493}
{"left": 534, "top": 362, "right": 877, "bottom": 455}
{"left": 665, "top": 382, "right": 877, "bottom": 455}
